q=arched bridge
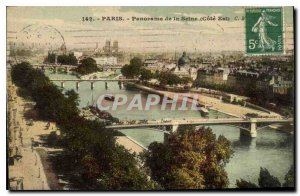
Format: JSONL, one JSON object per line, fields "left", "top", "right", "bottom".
{"left": 49, "top": 78, "right": 138, "bottom": 89}
{"left": 106, "top": 117, "right": 294, "bottom": 138}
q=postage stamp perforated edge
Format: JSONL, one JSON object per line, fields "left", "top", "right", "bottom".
{"left": 245, "top": 7, "right": 284, "bottom": 56}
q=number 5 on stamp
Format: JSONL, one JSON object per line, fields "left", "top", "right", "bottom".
{"left": 245, "top": 7, "right": 283, "bottom": 54}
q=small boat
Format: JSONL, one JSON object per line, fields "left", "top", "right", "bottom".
{"left": 104, "top": 95, "right": 115, "bottom": 101}
{"left": 200, "top": 107, "right": 209, "bottom": 117}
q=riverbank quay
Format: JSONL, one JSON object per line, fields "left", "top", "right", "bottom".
{"left": 125, "top": 82, "right": 281, "bottom": 118}
{"left": 5, "top": 85, "right": 51, "bottom": 190}
{"left": 80, "top": 70, "right": 117, "bottom": 80}
{"left": 7, "top": 75, "right": 51, "bottom": 190}
{"left": 116, "top": 136, "right": 146, "bottom": 154}
{"left": 79, "top": 109, "right": 145, "bottom": 154}
{"left": 80, "top": 107, "right": 147, "bottom": 154}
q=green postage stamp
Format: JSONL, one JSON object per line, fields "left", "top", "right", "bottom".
{"left": 245, "top": 7, "right": 283, "bottom": 55}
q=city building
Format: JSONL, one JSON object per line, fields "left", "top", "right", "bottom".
{"left": 144, "top": 59, "right": 159, "bottom": 67}
{"left": 73, "top": 51, "right": 83, "bottom": 59}
{"left": 60, "top": 43, "right": 67, "bottom": 54}
{"left": 103, "top": 40, "right": 111, "bottom": 53}
{"left": 112, "top": 41, "right": 118, "bottom": 53}
{"left": 271, "top": 75, "right": 294, "bottom": 95}
{"left": 94, "top": 56, "right": 118, "bottom": 66}
{"left": 103, "top": 40, "right": 119, "bottom": 55}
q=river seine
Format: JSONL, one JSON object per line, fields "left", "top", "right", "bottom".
{"left": 46, "top": 70, "right": 294, "bottom": 188}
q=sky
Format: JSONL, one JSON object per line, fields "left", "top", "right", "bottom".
{"left": 7, "top": 6, "right": 294, "bottom": 53}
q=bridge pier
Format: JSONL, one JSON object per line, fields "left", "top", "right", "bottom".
{"left": 250, "top": 119, "right": 257, "bottom": 138}
{"left": 118, "top": 81, "right": 123, "bottom": 89}
{"left": 164, "top": 132, "right": 169, "bottom": 144}
{"left": 172, "top": 123, "right": 179, "bottom": 133}
{"left": 163, "top": 123, "right": 179, "bottom": 144}
{"left": 61, "top": 82, "right": 64, "bottom": 88}
{"left": 76, "top": 82, "right": 80, "bottom": 90}
{"left": 239, "top": 119, "right": 257, "bottom": 138}
{"left": 91, "top": 82, "right": 94, "bottom": 90}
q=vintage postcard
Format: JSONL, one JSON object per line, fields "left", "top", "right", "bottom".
{"left": 7, "top": 6, "right": 295, "bottom": 190}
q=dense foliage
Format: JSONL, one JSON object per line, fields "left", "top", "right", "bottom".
{"left": 283, "top": 165, "right": 295, "bottom": 187}
{"left": 121, "top": 57, "right": 143, "bottom": 78}
{"left": 193, "top": 78, "right": 294, "bottom": 108}
{"left": 236, "top": 179, "right": 259, "bottom": 188}
{"left": 57, "top": 54, "right": 78, "bottom": 65}
{"left": 45, "top": 52, "right": 78, "bottom": 65}
{"left": 142, "top": 126, "right": 234, "bottom": 189}
{"left": 236, "top": 166, "right": 295, "bottom": 189}
{"left": 140, "top": 68, "right": 153, "bottom": 81}
{"left": 11, "top": 62, "right": 154, "bottom": 190}
{"left": 121, "top": 57, "right": 192, "bottom": 86}
{"left": 76, "top": 57, "right": 99, "bottom": 75}
{"left": 156, "top": 72, "right": 192, "bottom": 86}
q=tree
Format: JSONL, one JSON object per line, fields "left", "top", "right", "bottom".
{"left": 57, "top": 53, "right": 78, "bottom": 65}
{"left": 58, "top": 116, "right": 155, "bottom": 190}
{"left": 65, "top": 90, "right": 80, "bottom": 107}
{"left": 121, "top": 64, "right": 140, "bottom": 78}
{"left": 10, "top": 61, "right": 156, "bottom": 190}
{"left": 236, "top": 165, "right": 294, "bottom": 189}
{"left": 157, "top": 72, "right": 181, "bottom": 86}
{"left": 140, "top": 68, "right": 153, "bottom": 81}
{"left": 180, "top": 77, "right": 193, "bottom": 85}
{"left": 11, "top": 62, "right": 34, "bottom": 88}
{"left": 27, "top": 69, "right": 51, "bottom": 93}
{"left": 121, "top": 57, "right": 144, "bottom": 78}
{"left": 44, "top": 52, "right": 78, "bottom": 65}
{"left": 76, "top": 57, "right": 99, "bottom": 75}
{"left": 130, "top": 57, "right": 143, "bottom": 67}
{"left": 11, "top": 62, "right": 51, "bottom": 101}
{"left": 47, "top": 131, "right": 58, "bottom": 146}
{"left": 156, "top": 72, "right": 191, "bottom": 86}
{"left": 33, "top": 84, "right": 65, "bottom": 120}
{"left": 258, "top": 167, "right": 281, "bottom": 188}
{"left": 283, "top": 165, "right": 294, "bottom": 187}
{"left": 236, "top": 179, "right": 258, "bottom": 188}
{"left": 81, "top": 154, "right": 100, "bottom": 185}
{"left": 45, "top": 52, "right": 56, "bottom": 63}
{"left": 142, "top": 126, "right": 234, "bottom": 189}
{"left": 99, "top": 145, "right": 156, "bottom": 190}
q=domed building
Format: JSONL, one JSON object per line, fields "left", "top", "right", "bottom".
{"left": 60, "top": 43, "right": 67, "bottom": 55}
{"left": 173, "top": 51, "right": 193, "bottom": 78}
{"left": 177, "top": 51, "right": 191, "bottom": 68}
